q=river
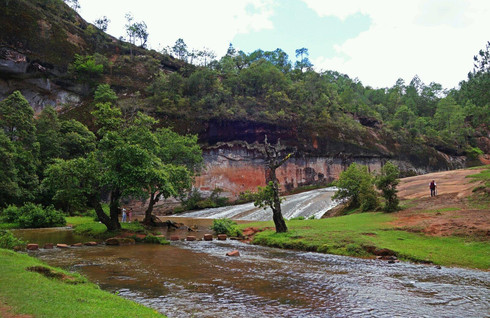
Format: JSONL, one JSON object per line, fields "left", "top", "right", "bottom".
{"left": 17, "top": 229, "right": 490, "bottom": 318}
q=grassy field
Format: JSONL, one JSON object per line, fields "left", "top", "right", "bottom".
{"left": 240, "top": 213, "right": 489, "bottom": 269}
{"left": 66, "top": 216, "right": 148, "bottom": 239}
{"left": 239, "top": 166, "right": 490, "bottom": 270}
{"left": 0, "top": 248, "right": 164, "bottom": 318}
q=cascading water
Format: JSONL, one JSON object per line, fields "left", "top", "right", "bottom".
{"left": 177, "top": 187, "right": 339, "bottom": 221}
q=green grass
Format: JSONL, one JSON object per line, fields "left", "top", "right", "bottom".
{"left": 69, "top": 217, "right": 147, "bottom": 239}
{"left": 240, "top": 213, "right": 490, "bottom": 269}
{"left": 466, "top": 165, "right": 490, "bottom": 187}
{"left": 0, "top": 248, "right": 164, "bottom": 317}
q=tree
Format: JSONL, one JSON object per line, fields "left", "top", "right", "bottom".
{"left": 35, "top": 106, "right": 61, "bottom": 171}
{"left": 94, "top": 16, "right": 110, "bottom": 32}
{"left": 333, "top": 163, "right": 377, "bottom": 209}
{"left": 0, "top": 131, "right": 20, "bottom": 207}
{"left": 63, "top": 0, "right": 80, "bottom": 11}
{"left": 0, "top": 91, "right": 39, "bottom": 204}
{"left": 376, "top": 162, "right": 400, "bottom": 212}
{"left": 295, "top": 47, "right": 313, "bottom": 72}
{"left": 172, "top": 38, "right": 188, "bottom": 61}
{"left": 253, "top": 136, "right": 292, "bottom": 233}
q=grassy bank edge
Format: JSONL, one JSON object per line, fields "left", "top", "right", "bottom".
{"left": 238, "top": 213, "right": 489, "bottom": 270}
{"left": 0, "top": 248, "right": 164, "bottom": 318}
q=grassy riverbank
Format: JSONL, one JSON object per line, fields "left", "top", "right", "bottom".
{"left": 240, "top": 213, "right": 488, "bottom": 269}
{"left": 0, "top": 248, "right": 164, "bottom": 318}
{"left": 240, "top": 167, "right": 490, "bottom": 270}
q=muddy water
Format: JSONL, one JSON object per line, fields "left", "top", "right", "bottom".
{"left": 32, "top": 239, "right": 490, "bottom": 318}
{"left": 178, "top": 187, "right": 339, "bottom": 221}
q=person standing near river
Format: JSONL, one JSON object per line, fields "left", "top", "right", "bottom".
{"left": 122, "top": 207, "right": 127, "bottom": 223}
{"left": 430, "top": 180, "right": 437, "bottom": 197}
{"left": 128, "top": 208, "right": 133, "bottom": 222}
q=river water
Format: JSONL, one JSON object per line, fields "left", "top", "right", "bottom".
{"left": 177, "top": 187, "right": 339, "bottom": 220}
{"left": 22, "top": 231, "right": 490, "bottom": 318}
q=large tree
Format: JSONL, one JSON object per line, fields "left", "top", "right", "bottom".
{"left": 253, "top": 136, "right": 292, "bottom": 233}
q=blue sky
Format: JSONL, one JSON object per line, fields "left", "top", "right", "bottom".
{"left": 76, "top": 0, "right": 490, "bottom": 89}
{"left": 232, "top": 1, "right": 371, "bottom": 63}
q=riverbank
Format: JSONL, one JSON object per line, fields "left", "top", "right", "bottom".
{"left": 0, "top": 248, "right": 164, "bottom": 318}
{"left": 239, "top": 166, "right": 490, "bottom": 269}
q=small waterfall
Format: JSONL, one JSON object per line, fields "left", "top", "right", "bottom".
{"left": 176, "top": 187, "right": 339, "bottom": 221}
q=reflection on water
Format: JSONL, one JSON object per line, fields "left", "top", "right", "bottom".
{"left": 34, "top": 240, "right": 490, "bottom": 318}
{"left": 13, "top": 227, "right": 94, "bottom": 245}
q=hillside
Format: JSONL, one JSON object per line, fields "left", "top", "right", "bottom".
{"left": 1, "top": 0, "right": 489, "bottom": 197}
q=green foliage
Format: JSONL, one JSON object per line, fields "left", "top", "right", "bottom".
{"left": 253, "top": 181, "right": 279, "bottom": 210}
{"left": 211, "top": 218, "right": 241, "bottom": 236}
{"left": 466, "top": 146, "right": 483, "bottom": 160}
{"left": 143, "top": 235, "right": 170, "bottom": 245}
{"left": 0, "top": 230, "right": 26, "bottom": 250}
{"left": 333, "top": 163, "right": 377, "bottom": 210}
{"left": 94, "top": 84, "right": 118, "bottom": 104}
{"left": 2, "top": 203, "right": 66, "bottom": 228}
{"left": 376, "top": 162, "right": 400, "bottom": 212}
{"left": 69, "top": 54, "right": 104, "bottom": 83}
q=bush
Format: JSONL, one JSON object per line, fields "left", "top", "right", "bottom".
{"left": 334, "top": 163, "right": 378, "bottom": 210}
{"left": 376, "top": 162, "right": 400, "bottom": 212}
{"left": 0, "top": 230, "right": 26, "bottom": 250}
{"left": 1, "top": 205, "right": 20, "bottom": 223}
{"left": 9, "top": 203, "right": 67, "bottom": 228}
{"left": 211, "top": 218, "right": 241, "bottom": 236}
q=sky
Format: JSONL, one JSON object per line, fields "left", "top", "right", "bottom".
{"left": 76, "top": 0, "right": 490, "bottom": 89}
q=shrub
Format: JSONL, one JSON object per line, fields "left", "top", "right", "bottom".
{"left": 376, "top": 162, "right": 400, "bottom": 212}
{"left": 0, "top": 230, "right": 26, "bottom": 250}
{"left": 1, "top": 205, "right": 20, "bottom": 223}
{"left": 211, "top": 218, "right": 241, "bottom": 236}
{"left": 15, "top": 203, "right": 66, "bottom": 228}
{"left": 289, "top": 216, "right": 305, "bottom": 220}
{"left": 334, "top": 163, "right": 378, "bottom": 210}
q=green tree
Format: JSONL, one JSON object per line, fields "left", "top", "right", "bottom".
{"left": 94, "top": 16, "right": 110, "bottom": 31}
{"left": 0, "top": 131, "right": 19, "bottom": 207}
{"left": 333, "top": 163, "right": 376, "bottom": 209}
{"left": 375, "top": 162, "right": 400, "bottom": 212}
{"left": 0, "top": 91, "right": 39, "bottom": 204}
{"left": 35, "top": 106, "right": 61, "bottom": 171}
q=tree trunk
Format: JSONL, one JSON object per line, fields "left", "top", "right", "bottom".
{"left": 89, "top": 197, "right": 115, "bottom": 231}
{"left": 143, "top": 192, "right": 157, "bottom": 225}
{"left": 272, "top": 181, "right": 288, "bottom": 233}
{"left": 108, "top": 189, "right": 122, "bottom": 231}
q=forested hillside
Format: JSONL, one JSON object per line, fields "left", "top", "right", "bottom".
{"left": 0, "top": 0, "right": 489, "bottom": 205}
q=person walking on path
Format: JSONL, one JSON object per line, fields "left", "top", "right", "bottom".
{"left": 429, "top": 180, "right": 437, "bottom": 197}
{"left": 122, "top": 207, "right": 127, "bottom": 223}
{"left": 128, "top": 208, "right": 133, "bottom": 222}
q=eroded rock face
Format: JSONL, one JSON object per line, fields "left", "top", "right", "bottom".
{"left": 193, "top": 143, "right": 445, "bottom": 198}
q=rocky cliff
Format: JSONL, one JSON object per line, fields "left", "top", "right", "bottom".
{"left": 0, "top": 0, "right": 472, "bottom": 199}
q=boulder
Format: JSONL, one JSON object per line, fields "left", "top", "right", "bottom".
{"left": 105, "top": 237, "right": 135, "bottom": 246}
{"left": 43, "top": 243, "right": 54, "bottom": 249}
{"left": 27, "top": 244, "right": 39, "bottom": 250}
{"left": 71, "top": 243, "right": 83, "bottom": 247}
{"left": 170, "top": 235, "right": 180, "bottom": 241}
{"left": 217, "top": 234, "right": 227, "bottom": 240}
{"left": 226, "top": 250, "right": 240, "bottom": 257}
{"left": 203, "top": 234, "right": 213, "bottom": 241}
{"left": 84, "top": 242, "right": 97, "bottom": 246}
{"left": 56, "top": 244, "right": 69, "bottom": 248}
{"left": 186, "top": 236, "right": 196, "bottom": 241}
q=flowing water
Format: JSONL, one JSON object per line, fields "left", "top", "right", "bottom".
{"left": 177, "top": 187, "right": 339, "bottom": 221}
{"left": 24, "top": 232, "right": 490, "bottom": 318}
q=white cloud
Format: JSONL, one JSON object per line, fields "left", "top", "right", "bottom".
{"left": 78, "top": 0, "right": 275, "bottom": 56}
{"left": 303, "top": 0, "right": 490, "bottom": 88}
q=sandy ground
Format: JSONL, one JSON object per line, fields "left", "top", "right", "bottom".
{"left": 392, "top": 168, "right": 489, "bottom": 238}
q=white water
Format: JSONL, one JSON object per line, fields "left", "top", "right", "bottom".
{"left": 177, "top": 187, "right": 339, "bottom": 221}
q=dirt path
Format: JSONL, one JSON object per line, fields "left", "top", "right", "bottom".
{"left": 392, "top": 168, "right": 489, "bottom": 238}
{"left": 0, "top": 300, "right": 32, "bottom": 318}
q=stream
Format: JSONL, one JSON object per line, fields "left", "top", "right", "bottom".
{"left": 17, "top": 229, "right": 490, "bottom": 318}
